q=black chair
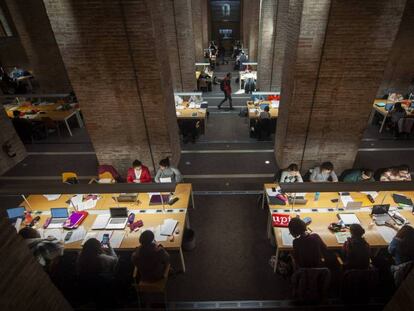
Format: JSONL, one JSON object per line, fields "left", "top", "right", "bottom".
{"left": 341, "top": 268, "right": 378, "bottom": 303}
{"left": 291, "top": 267, "right": 331, "bottom": 304}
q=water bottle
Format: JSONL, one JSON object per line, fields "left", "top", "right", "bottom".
{"left": 314, "top": 192, "right": 320, "bottom": 201}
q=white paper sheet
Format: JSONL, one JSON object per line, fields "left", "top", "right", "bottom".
{"left": 160, "top": 177, "right": 172, "bottom": 183}
{"left": 43, "top": 194, "right": 61, "bottom": 201}
{"left": 249, "top": 108, "right": 257, "bottom": 113}
{"left": 281, "top": 228, "right": 294, "bottom": 246}
{"left": 42, "top": 229, "right": 64, "bottom": 241}
{"left": 98, "top": 178, "right": 113, "bottom": 184}
{"left": 376, "top": 226, "right": 397, "bottom": 243}
{"left": 65, "top": 227, "right": 87, "bottom": 244}
{"left": 154, "top": 225, "right": 168, "bottom": 242}
{"left": 77, "top": 199, "right": 97, "bottom": 211}
{"left": 70, "top": 194, "right": 83, "bottom": 208}
{"left": 340, "top": 195, "right": 354, "bottom": 208}
{"left": 110, "top": 231, "right": 125, "bottom": 248}
{"left": 91, "top": 214, "right": 110, "bottom": 230}
{"left": 271, "top": 100, "right": 280, "bottom": 108}
{"left": 175, "top": 105, "right": 184, "bottom": 110}
{"left": 160, "top": 219, "right": 178, "bottom": 236}
{"left": 335, "top": 232, "right": 351, "bottom": 244}
{"left": 338, "top": 213, "right": 361, "bottom": 225}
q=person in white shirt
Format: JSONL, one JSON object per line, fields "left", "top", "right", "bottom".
{"left": 155, "top": 158, "right": 182, "bottom": 183}
{"left": 279, "top": 163, "right": 303, "bottom": 183}
{"left": 310, "top": 162, "right": 338, "bottom": 182}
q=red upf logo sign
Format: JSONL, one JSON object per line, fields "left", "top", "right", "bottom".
{"left": 272, "top": 213, "right": 291, "bottom": 227}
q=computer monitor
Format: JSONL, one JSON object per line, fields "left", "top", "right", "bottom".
{"left": 260, "top": 104, "right": 269, "bottom": 111}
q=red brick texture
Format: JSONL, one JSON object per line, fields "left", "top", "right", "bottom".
{"left": 161, "top": 0, "right": 197, "bottom": 92}
{"left": 4, "top": 0, "right": 72, "bottom": 93}
{"left": 257, "top": 0, "right": 289, "bottom": 91}
{"left": 377, "top": 0, "right": 414, "bottom": 96}
{"left": 43, "top": 0, "right": 180, "bottom": 175}
{"left": 242, "top": 0, "right": 260, "bottom": 61}
{"left": 0, "top": 109, "right": 26, "bottom": 175}
{"left": 276, "top": 0, "right": 406, "bottom": 173}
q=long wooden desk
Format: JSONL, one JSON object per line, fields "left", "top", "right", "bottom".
{"left": 176, "top": 101, "right": 207, "bottom": 135}
{"left": 5, "top": 102, "right": 83, "bottom": 136}
{"left": 19, "top": 183, "right": 194, "bottom": 272}
{"left": 246, "top": 101, "right": 278, "bottom": 135}
{"left": 263, "top": 183, "right": 414, "bottom": 272}
{"left": 370, "top": 99, "right": 414, "bottom": 133}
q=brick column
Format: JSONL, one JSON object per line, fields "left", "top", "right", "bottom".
{"left": 0, "top": 110, "right": 26, "bottom": 175}
{"left": 161, "top": 0, "right": 196, "bottom": 92}
{"left": 193, "top": 0, "right": 204, "bottom": 61}
{"left": 257, "top": 0, "right": 289, "bottom": 91}
{"left": 202, "top": 0, "right": 210, "bottom": 49}
{"left": 377, "top": 0, "right": 414, "bottom": 96}
{"left": 43, "top": 0, "right": 180, "bottom": 174}
{"left": 242, "top": 0, "right": 260, "bottom": 60}
{"left": 276, "top": 0, "right": 406, "bottom": 173}
{"left": 4, "top": 0, "right": 71, "bottom": 93}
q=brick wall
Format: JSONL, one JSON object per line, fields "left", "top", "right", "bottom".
{"left": 202, "top": 0, "right": 210, "bottom": 49}
{"left": 242, "top": 0, "right": 260, "bottom": 61}
{"left": 4, "top": 0, "right": 72, "bottom": 93}
{"left": 276, "top": 0, "right": 406, "bottom": 174}
{"left": 192, "top": 0, "right": 205, "bottom": 61}
{"left": 377, "top": 0, "right": 414, "bottom": 97}
{"left": 0, "top": 109, "right": 26, "bottom": 175}
{"left": 43, "top": 0, "right": 180, "bottom": 175}
{"left": 161, "top": 0, "right": 197, "bottom": 92}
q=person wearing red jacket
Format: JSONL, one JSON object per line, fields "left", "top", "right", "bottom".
{"left": 217, "top": 72, "right": 233, "bottom": 110}
{"left": 127, "top": 160, "right": 152, "bottom": 183}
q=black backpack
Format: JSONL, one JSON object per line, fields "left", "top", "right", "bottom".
{"left": 220, "top": 79, "right": 225, "bottom": 91}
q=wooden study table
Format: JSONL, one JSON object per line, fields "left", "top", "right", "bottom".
{"left": 176, "top": 101, "right": 207, "bottom": 135}
{"left": 5, "top": 102, "right": 83, "bottom": 136}
{"left": 246, "top": 101, "right": 278, "bottom": 135}
{"left": 19, "top": 183, "right": 194, "bottom": 272}
{"left": 369, "top": 99, "right": 414, "bottom": 133}
{"left": 263, "top": 183, "right": 414, "bottom": 272}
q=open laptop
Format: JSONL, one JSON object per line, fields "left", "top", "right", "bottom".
{"left": 105, "top": 208, "right": 128, "bottom": 230}
{"left": 6, "top": 207, "right": 25, "bottom": 224}
{"left": 48, "top": 208, "right": 69, "bottom": 228}
{"left": 260, "top": 103, "right": 269, "bottom": 111}
{"left": 344, "top": 201, "right": 363, "bottom": 210}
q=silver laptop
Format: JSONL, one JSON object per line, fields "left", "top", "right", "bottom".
{"left": 48, "top": 208, "right": 69, "bottom": 228}
{"left": 105, "top": 208, "right": 128, "bottom": 230}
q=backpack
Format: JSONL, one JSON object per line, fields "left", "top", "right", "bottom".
{"left": 220, "top": 79, "right": 225, "bottom": 91}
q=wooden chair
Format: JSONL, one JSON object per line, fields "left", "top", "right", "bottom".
{"left": 98, "top": 171, "right": 115, "bottom": 183}
{"left": 132, "top": 264, "right": 170, "bottom": 308}
{"left": 62, "top": 172, "right": 78, "bottom": 183}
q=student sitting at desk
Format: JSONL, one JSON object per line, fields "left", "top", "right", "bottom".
{"left": 131, "top": 230, "right": 170, "bottom": 282}
{"left": 288, "top": 218, "right": 328, "bottom": 268}
{"left": 279, "top": 163, "right": 303, "bottom": 183}
{"left": 342, "top": 169, "right": 374, "bottom": 182}
{"left": 388, "top": 102, "right": 406, "bottom": 136}
{"left": 342, "top": 224, "right": 370, "bottom": 270}
{"left": 77, "top": 238, "right": 119, "bottom": 279}
{"left": 388, "top": 225, "right": 414, "bottom": 265}
{"left": 19, "top": 227, "right": 64, "bottom": 270}
{"left": 388, "top": 93, "right": 404, "bottom": 102}
{"left": 155, "top": 157, "right": 182, "bottom": 183}
{"left": 310, "top": 162, "right": 338, "bottom": 182}
{"left": 127, "top": 160, "right": 152, "bottom": 183}
{"left": 380, "top": 165, "right": 412, "bottom": 181}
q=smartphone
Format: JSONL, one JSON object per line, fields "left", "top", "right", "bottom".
{"left": 64, "top": 231, "right": 73, "bottom": 242}
{"left": 331, "top": 199, "right": 339, "bottom": 203}
{"left": 101, "top": 233, "right": 110, "bottom": 248}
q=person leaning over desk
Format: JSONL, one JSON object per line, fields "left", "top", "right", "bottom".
{"left": 288, "top": 218, "right": 329, "bottom": 268}
{"left": 279, "top": 163, "right": 303, "bottom": 183}
{"left": 155, "top": 157, "right": 182, "bottom": 183}
{"left": 127, "top": 159, "right": 152, "bottom": 183}
{"left": 310, "top": 161, "right": 338, "bottom": 182}
{"left": 342, "top": 169, "right": 374, "bottom": 182}
{"left": 342, "top": 224, "right": 370, "bottom": 270}
{"left": 380, "top": 165, "right": 412, "bottom": 182}
{"left": 388, "top": 225, "right": 414, "bottom": 266}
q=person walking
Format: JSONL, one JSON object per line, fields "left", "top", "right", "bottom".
{"left": 218, "top": 73, "right": 233, "bottom": 110}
